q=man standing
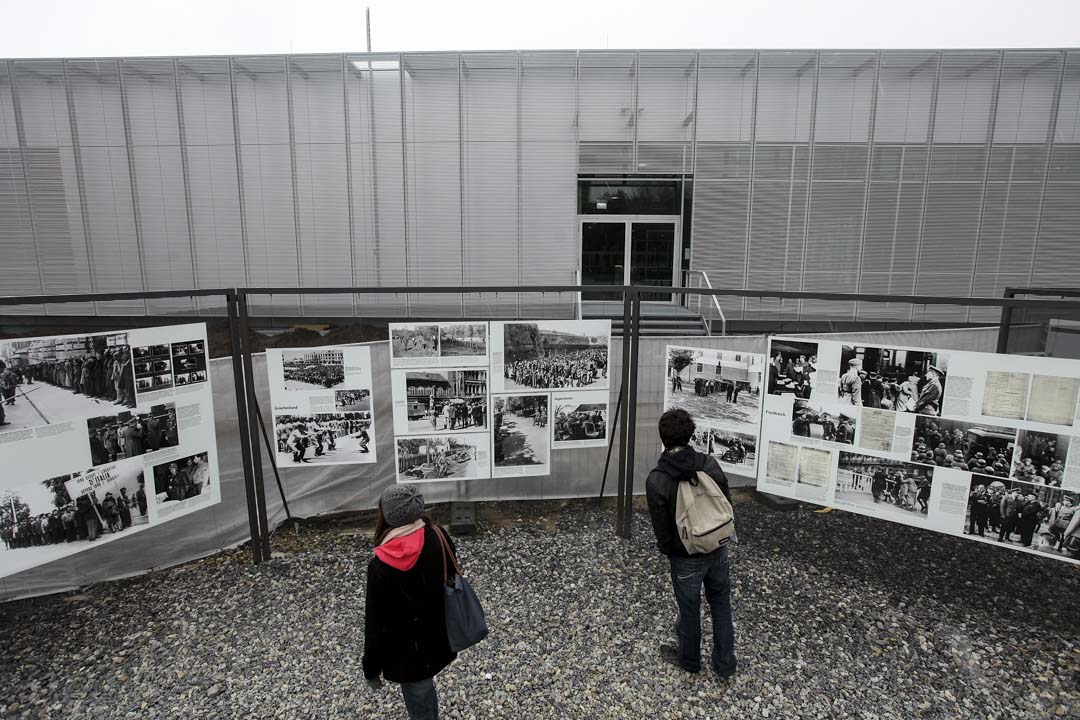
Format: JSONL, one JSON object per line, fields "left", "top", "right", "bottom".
{"left": 871, "top": 468, "right": 887, "bottom": 503}
{"left": 122, "top": 419, "right": 144, "bottom": 458}
{"left": 645, "top": 408, "right": 737, "bottom": 679}
{"left": 915, "top": 365, "right": 944, "bottom": 416}
{"left": 839, "top": 359, "right": 863, "bottom": 405}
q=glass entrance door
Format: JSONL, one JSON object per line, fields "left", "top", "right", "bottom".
{"left": 630, "top": 222, "right": 676, "bottom": 302}
{"left": 581, "top": 221, "right": 626, "bottom": 301}
{"left": 579, "top": 217, "right": 679, "bottom": 303}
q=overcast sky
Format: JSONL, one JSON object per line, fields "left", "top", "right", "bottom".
{"left": 1, "top": 0, "right": 1077, "bottom": 58}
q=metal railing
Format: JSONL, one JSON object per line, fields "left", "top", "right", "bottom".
{"left": 683, "top": 270, "right": 727, "bottom": 336}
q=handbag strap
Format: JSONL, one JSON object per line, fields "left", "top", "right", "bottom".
{"left": 433, "top": 524, "right": 462, "bottom": 581}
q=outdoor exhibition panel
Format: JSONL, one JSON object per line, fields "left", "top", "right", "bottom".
{"left": 0, "top": 323, "right": 224, "bottom": 583}
{"left": 664, "top": 345, "right": 765, "bottom": 477}
{"left": 267, "top": 345, "right": 378, "bottom": 468}
{"left": 758, "top": 336, "right": 1080, "bottom": 565}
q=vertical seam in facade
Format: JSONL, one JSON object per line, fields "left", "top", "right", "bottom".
{"left": 172, "top": 58, "right": 201, "bottom": 317}
{"left": 853, "top": 50, "right": 883, "bottom": 319}
{"left": 797, "top": 51, "right": 821, "bottom": 320}
{"left": 398, "top": 53, "right": 410, "bottom": 317}
{"left": 341, "top": 54, "right": 358, "bottom": 317}
{"left": 909, "top": 50, "right": 945, "bottom": 321}
{"left": 116, "top": 59, "right": 152, "bottom": 316}
{"left": 227, "top": 58, "right": 252, "bottom": 289}
{"left": 687, "top": 49, "right": 700, "bottom": 310}
{"left": 1027, "top": 49, "right": 1069, "bottom": 287}
{"left": 284, "top": 58, "right": 304, "bottom": 316}
{"left": 458, "top": 52, "right": 466, "bottom": 317}
{"left": 965, "top": 50, "right": 1006, "bottom": 322}
{"left": 742, "top": 51, "right": 760, "bottom": 319}
{"left": 61, "top": 60, "right": 99, "bottom": 315}
{"left": 516, "top": 51, "right": 522, "bottom": 318}
{"left": 365, "top": 55, "right": 382, "bottom": 295}
{"left": 6, "top": 61, "right": 47, "bottom": 311}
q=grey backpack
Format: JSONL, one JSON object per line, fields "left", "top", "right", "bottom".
{"left": 675, "top": 470, "right": 735, "bottom": 554}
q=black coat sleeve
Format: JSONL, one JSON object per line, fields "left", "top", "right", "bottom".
{"left": 645, "top": 471, "right": 677, "bottom": 556}
{"left": 362, "top": 561, "right": 382, "bottom": 680}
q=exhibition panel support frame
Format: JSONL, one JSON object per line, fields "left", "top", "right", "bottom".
{"left": 6, "top": 284, "right": 1080, "bottom": 586}
{"left": 997, "top": 286, "right": 1080, "bottom": 355}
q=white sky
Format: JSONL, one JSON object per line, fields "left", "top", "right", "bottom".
{"left": 0, "top": 0, "right": 1077, "bottom": 58}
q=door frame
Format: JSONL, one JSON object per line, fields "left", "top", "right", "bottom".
{"left": 578, "top": 214, "right": 682, "bottom": 305}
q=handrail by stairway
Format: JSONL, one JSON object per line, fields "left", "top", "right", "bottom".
{"left": 683, "top": 270, "right": 727, "bottom": 336}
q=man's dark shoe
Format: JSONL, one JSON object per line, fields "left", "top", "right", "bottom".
{"left": 660, "top": 644, "right": 699, "bottom": 673}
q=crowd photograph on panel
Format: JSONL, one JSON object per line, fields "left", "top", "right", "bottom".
{"left": 837, "top": 345, "right": 947, "bottom": 415}
{"left": 86, "top": 404, "right": 179, "bottom": 467}
{"left": 335, "top": 389, "right": 371, "bottom": 412}
{"left": 0, "top": 333, "right": 136, "bottom": 432}
{"left": 666, "top": 346, "right": 762, "bottom": 427}
{"left": 281, "top": 349, "right": 346, "bottom": 390}
{"left": 964, "top": 477, "right": 1080, "bottom": 559}
{"left": 792, "top": 400, "right": 857, "bottom": 444}
{"left": 835, "top": 452, "right": 934, "bottom": 519}
{"left": 152, "top": 452, "right": 211, "bottom": 503}
{"left": 404, "top": 370, "right": 488, "bottom": 434}
{"left": 911, "top": 417, "right": 1016, "bottom": 474}
{"left": 274, "top": 413, "right": 372, "bottom": 466}
{"left": 1010, "top": 430, "right": 1069, "bottom": 486}
{"left": 439, "top": 324, "right": 487, "bottom": 357}
{"left": 391, "top": 325, "right": 439, "bottom": 359}
{"left": 493, "top": 395, "right": 549, "bottom": 470}
{"left": 0, "top": 460, "right": 148, "bottom": 562}
{"left": 502, "top": 322, "right": 608, "bottom": 391}
{"left": 766, "top": 340, "right": 817, "bottom": 398}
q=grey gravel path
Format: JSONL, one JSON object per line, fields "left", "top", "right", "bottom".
{"left": 2, "top": 499, "right": 1077, "bottom": 719}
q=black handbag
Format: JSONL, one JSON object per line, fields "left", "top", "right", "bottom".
{"left": 434, "top": 525, "right": 489, "bottom": 652}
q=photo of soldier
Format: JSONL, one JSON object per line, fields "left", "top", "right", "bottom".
{"left": 151, "top": 452, "right": 212, "bottom": 504}
{"left": 86, "top": 403, "right": 179, "bottom": 468}
{"left": 911, "top": 417, "right": 1016, "bottom": 473}
{"left": 792, "top": 399, "right": 857, "bottom": 445}
{"left": 837, "top": 345, "right": 947, "bottom": 415}
{"left": 766, "top": 340, "right": 818, "bottom": 398}
{"left": 963, "top": 476, "right": 1080, "bottom": 559}
{"left": 274, "top": 412, "right": 373, "bottom": 466}
{"left": 835, "top": 452, "right": 933, "bottom": 521}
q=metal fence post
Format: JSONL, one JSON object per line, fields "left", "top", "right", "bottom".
{"left": 623, "top": 287, "right": 642, "bottom": 538}
{"left": 237, "top": 291, "right": 273, "bottom": 560}
{"left": 226, "top": 291, "right": 263, "bottom": 564}
{"left": 996, "top": 287, "right": 1016, "bottom": 354}
{"left": 615, "top": 286, "right": 633, "bottom": 537}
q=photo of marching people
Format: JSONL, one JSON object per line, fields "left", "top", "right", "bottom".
{"left": 0, "top": 333, "right": 136, "bottom": 433}
{"left": 501, "top": 321, "right": 609, "bottom": 391}
{"left": 280, "top": 348, "right": 345, "bottom": 391}
{"left": 690, "top": 425, "right": 757, "bottom": 471}
{"left": 835, "top": 451, "right": 934, "bottom": 521}
{"left": 132, "top": 343, "right": 173, "bottom": 392}
{"left": 910, "top": 417, "right": 1015, "bottom": 474}
{"left": 766, "top": 340, "right": 818, "bottom": 398}
{"left": 396, "top": 435, "right": 487, "bottom": 481}
{"left": 170, "top": 341, "right": 208, "bottom": 388}
{"left": 963, "top": 476, "right": 1080, "bottom": 560}
{"left": 1010, "top": 430, "right": 1070, "bottom": 486}
{"left": 439, "top": 324, "right": 487, "bottom": 358}
{"left": 274, "top": 412, "right": 373, "bottom": 466}
{"left": 665, "top": 346, "right": 762, "bottom": 428}
{"left": 552, "top": 398, "right": 607, "bottom": 445}
{"left": 494, "top": 395, "right": 549, "bottom": 474}
{"left": 334, "top": 389, "right": 371, "bottom": 412}
{"left": 404, "top": 370, "right": 488, "bottom": 435}
{"left": 0, "top": 459, "right": 149, "bottom": 579}
{"left": 391, "top": 325, "right": 439, "bottom": 360}
{"left": 152, "top": 451, "right": 212, "bottom": 505}
{"left": 86, "top": 403, "right": 179, "bottom": 468}
{"left": 792, "top": 399, "right": 857, "bottom": 445}
{"left": 837, "top": 345, "right": 947, "bottom": 415}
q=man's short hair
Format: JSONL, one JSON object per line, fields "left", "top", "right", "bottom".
{"left": 659, "top": 408, "right": 695, "bottom": 449}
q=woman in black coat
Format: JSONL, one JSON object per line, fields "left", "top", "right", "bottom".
{"left": 363, "top": 484, "right": 456, "bottom": 719}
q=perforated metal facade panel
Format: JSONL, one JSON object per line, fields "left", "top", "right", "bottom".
{"left": 0, "top": 49, "right": 1078, "bottom": 323}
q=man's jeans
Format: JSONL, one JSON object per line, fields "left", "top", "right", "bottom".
{"left": 400, "top": 677, "right": 439, "bottom": 720}
{"left": 670, "top": 547, "right": 737, "bottom": 676}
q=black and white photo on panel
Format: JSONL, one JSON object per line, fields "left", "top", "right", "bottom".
{"left": 280, "top": 348, "right": 346, "bottom": 391}
{"left": 335, "top": 388, "right": 372, "bottom": 412}
{"left": 837, "top": 345, "right": 947, "bottom": 415}
{"left": 792, "top": 399, "right": 857, "bottom": 445}
{"left": 552, "top": 396, "right": 607, "bottom": 444}
{"left": 86, "top": 403, "right": 179, "bottom": 468}
{"left": 391, "top": 325, "right": 439, "bottom": 360}
{"left": 666, "top": 346, "right": 762, "bottom": 427}
{"left": 963, "top": 475, "right": 1080, "bottom": 560}
{"left": 494, "top": 395, "right": 549, "bottom": 470}
{"left": 170, "top": 341, "right": 207, "bottom": 388}
{"left": 502, "top": 321, "right": 609, "bottom": 391}
{"left": 275, "top": 412, "right": 373, "bottom": 466}
{"left": 766, "top": 339, "right": 818, "bottom": 399}
{"left": 835, "top": 451, "right": 934, "bottom": 520}
{"left": 404, "top": 370, "right": 488, "bottom": 434}
{"left": 1011, "top": 430, "right": 1070, "bottom": 486}
{"left": 152, "top": 451, "right": 212, "bottom": 505}
{"left": 911, "top": 417, "right": 1016, "bottom": 474}
{"left": 0, "top": 333, "right": 137, "bottom": 433}
{"left": 396, "top": 435, "right": 487, "bottom": 481}
{"left": 690, "top": 425, "right": 756, "bottom": 471}
{"left": 0, "top": 457, "right": 150, "bottom": 577}
{"left": 440, "top": 324, "right": 487, "bottom": 358}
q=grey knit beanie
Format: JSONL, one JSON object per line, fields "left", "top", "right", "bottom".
{"left": 380, "top": 484, "right": 425, "bottom": 527}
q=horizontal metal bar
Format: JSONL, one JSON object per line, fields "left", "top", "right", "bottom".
{"left": 240, "top": 286, "right": 619, "bottom": 296}
{"left": 0, "top": 289, "right": 235, "bottom": 306}
{"left": 1004, "top": 286, "right": 1080, "bottom": 298}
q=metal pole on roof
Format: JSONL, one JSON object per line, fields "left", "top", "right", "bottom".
{"left": 366, "top": 9, "right": 372, "bottom": 53}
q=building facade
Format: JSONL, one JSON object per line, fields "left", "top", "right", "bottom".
{"left": 0, "top": 50, "right": 1078, "bottom": 321}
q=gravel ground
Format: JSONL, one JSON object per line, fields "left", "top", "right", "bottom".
{"left": 2, "top": 498, "right": 1078, "bottom": 720}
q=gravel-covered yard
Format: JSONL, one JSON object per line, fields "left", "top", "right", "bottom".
{"left": 1, "top": 498, "right": 1077, "bottom": 719}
